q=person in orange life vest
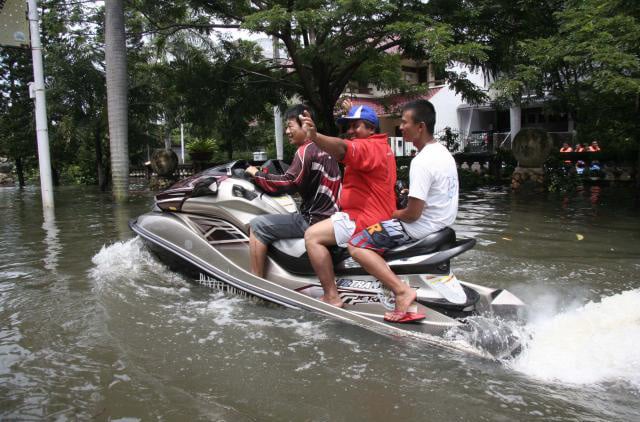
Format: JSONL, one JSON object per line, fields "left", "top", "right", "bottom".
{"left": 588, "top": 141, "right": 601, "bottom": 152}
{"left": 575, "top": 143, "right": 586, "bottom": 152}
{"left": 560, "top": 143, "right": 573, "bottom": 153}
{"left": 300, "top": 105, "right": 396, "bottom": 308}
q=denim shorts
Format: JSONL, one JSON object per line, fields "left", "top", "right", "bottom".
{"left": 249, "top": 214, "right": 310, "bottom": 245}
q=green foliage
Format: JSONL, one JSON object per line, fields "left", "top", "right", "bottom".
{"left": 0, "top": 47, "right": 36, "bottom": 180}
{"left": 457, "top": 169, "right": 486, "bottom": 190}
{"left": 495, "top": 148, "right": 517, "bottom": 176}
{"left": 60, "top": 164, "right": 97, "bottom": 185}
{"left": 12, "top": 0, "right": 638, "bottom": 190}
{"left": 397, "top": 165, "right": 410, "bottom": 185}
{"left": 194, "top": 0, "right": 490, "bottom": 132}
{"left": 186, "top": 137, "right": 218, "bottom": 154}
{"left": 544, "top": 152, "right": 581, "bottom": 193}
{"left": 149, "top": 36, "right": 286, "bottom": 160}
{"left": 492, "top": 0, "right": 640, "bottom": 161}
{"left": 438, "top": 128, "right": 460, "bottom": 152}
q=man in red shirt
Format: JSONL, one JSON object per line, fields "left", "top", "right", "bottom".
{"left": 301, "top": 105, "right": 396, "bottom": 307}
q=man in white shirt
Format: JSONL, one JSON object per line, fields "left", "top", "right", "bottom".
{"left": 346, "top": 99, "right": 459, "bottom": 323}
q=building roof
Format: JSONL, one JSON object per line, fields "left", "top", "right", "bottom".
{"left": 349, "top": 87, "right": 442, "bottom": 117}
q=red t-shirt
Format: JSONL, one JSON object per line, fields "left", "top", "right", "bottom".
{"left": 339, "top": 134, "right": 397, "bottom": 232}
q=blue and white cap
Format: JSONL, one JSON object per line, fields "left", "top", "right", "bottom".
{"left": 336, "top": 105, "right": 379, "bottom": 128}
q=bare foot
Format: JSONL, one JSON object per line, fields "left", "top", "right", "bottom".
{"left": 384, "top": 288, "right": 417, "bottom": 321}
{"left": 319, "top": 295, "right": 344, "bottom": 308}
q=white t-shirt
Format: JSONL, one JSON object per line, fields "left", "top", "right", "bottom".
{"left": 402, "top": 142, "right": 459, "bottom": 239}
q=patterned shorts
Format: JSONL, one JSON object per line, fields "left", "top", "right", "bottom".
{"left": 348, "top": 219, "right": 413, "bottom": 254}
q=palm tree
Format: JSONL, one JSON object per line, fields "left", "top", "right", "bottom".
{"left": 105, "top": 0, "right": 129, "bottom": 200}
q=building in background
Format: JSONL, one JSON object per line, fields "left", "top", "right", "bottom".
{"left": 345, "top": 60, "right": 572, "bottom": 155}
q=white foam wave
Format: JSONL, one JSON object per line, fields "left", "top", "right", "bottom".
{"left": 89, "top": 237, "right": 189, "bottom": 292}
{"left": 90, "top": 237, "right": 157, "bottom": 280}
{"left": 511, "top": 289, "right": 640, "bottom": 387}
{"left": 184, "top": 292, "right": 328, "bottom": 340}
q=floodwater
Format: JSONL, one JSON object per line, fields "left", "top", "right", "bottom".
{"left": 1, "top": 184, "right": 639, "bottom": 421}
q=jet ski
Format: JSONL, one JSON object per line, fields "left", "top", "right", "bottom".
{"left": 130, "top": 160, "right": 525, "bottom": 359}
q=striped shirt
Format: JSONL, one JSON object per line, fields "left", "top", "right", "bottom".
{"left": 253, "top": 141, "right": 341, "bottom": 225}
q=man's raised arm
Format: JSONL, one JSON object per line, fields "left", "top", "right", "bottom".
{"left": 299, "top": 111, "right": 347, "bottom": 161}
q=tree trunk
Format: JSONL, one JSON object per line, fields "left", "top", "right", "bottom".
{"left": 318, "top": 102, "right": 338, "bottom": 136}
{"left": 635, "top": 137, "right": 640, "bottom": 206}
{"left": 15, "top": 157, "right": 25, "bottom": 188}
{"left": 307, "top": 88, "right": 338, "bottom": 136}
{"left": 635, "top": 94, "right": 640, "bottom": 205}
{"left": 95, "top": 126, "right": 107, "bottom": 191}
{"left": 51, "top": 164, "right": 59, "bottom": 186}
{"left": 105, "top": 0, "right": 129, "bottom": 200}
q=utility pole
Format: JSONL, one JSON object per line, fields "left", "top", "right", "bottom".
{"left": 27, "top": 0, "right": 54, "bottom": 210}
{"left": 180, "top": 123, "right": 185, "bottom": 164}
{"left": 272, "top": 36, "right": 283, "bottom": 160}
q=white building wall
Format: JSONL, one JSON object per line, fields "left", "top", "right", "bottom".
{"left": 430, "top": 86, "right": 465, "bottom": 134}
{"left": 431, "top": 64, "right": 489, "bottom": 134}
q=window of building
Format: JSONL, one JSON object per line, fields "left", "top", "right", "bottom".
{"left": 417, "top": 67, "right": 428, "bottom": 84}
{"left": 433, "top": 65, "right": 447, "bottom": 83}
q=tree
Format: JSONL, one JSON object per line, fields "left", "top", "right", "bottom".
{"left": 492, "top": 0, "right": 640, "bottom": 188}
{"left": 41, "top": 1, "right": 109, "bottom": 189}
{"left": 165, "top": 39, "right": 286, "bottom": 159}
{"left": 192, "top": 0, "right": 489, "bottom": 132}
{"left": 106, "top": 0, "right": 285, "bottom": 162}
{"left": 105, "top": 0, "right": 129, "bottom": 200}
{"left": 0, "top": 47, "right": 35, "bottom": 187}
{"left": 427, "top": 0, "right": 563, "bottom": 78}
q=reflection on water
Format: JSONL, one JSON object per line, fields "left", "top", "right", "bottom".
{"left": 0, "top": 185, "right": 639, "bottom": 421}
{"left": 42, "top": 207, "right": 60, "bottom": 272}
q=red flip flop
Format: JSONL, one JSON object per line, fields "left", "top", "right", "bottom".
{"left": 384, "top": 311, "right": 426, "bottom": 324}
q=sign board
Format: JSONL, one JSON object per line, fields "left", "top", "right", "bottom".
{"left": 0, "top": 0, "right": 29, "bottom": 48}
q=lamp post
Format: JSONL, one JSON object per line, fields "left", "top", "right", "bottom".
{"left": 273, "top": 36, "right": 283, "bottom": 160}
{"left": 27, "top": 0, "right": 54, "bottom": 210}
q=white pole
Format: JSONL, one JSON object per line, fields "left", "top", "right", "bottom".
{"left": 509, "top": 106, "right": 522, "bottom": 143}
{"left": 273, "top": 36, "right": 283, "bottom": 160}
{"left": 27, "top": 0, "right": 54, "bottom": 210}
{"left": 180, "top": 123, "right": 185, "bottom": 164}
{"left": 274, "top": 107, "right": 283, "bottom": 160}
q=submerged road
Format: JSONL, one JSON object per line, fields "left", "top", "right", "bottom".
{"left": 0, "top": 184, "right": 639, "bottom": 421}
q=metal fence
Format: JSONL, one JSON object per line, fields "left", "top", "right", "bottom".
{"left": 434, "top": 128, "right": 492, "bottom": 153}
{"left": 130, "top": 164, "right": 198, "bottom": 179}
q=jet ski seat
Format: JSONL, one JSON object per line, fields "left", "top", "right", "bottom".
{"left": 270, "top": 227, "right": 458, "bottom": 276}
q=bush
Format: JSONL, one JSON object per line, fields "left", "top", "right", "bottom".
{"left": 457, "top": 169, "right": 486, "bottom": 190}
{"left": 544, "top": 152, "right": 580, "bottom": 193}
{"left": 186, "top": 138, "right": 218, "bottom": 154}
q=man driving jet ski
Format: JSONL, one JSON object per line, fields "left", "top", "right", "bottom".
{"left": 244, "top": 104, "right": 341, "bottom": 278}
